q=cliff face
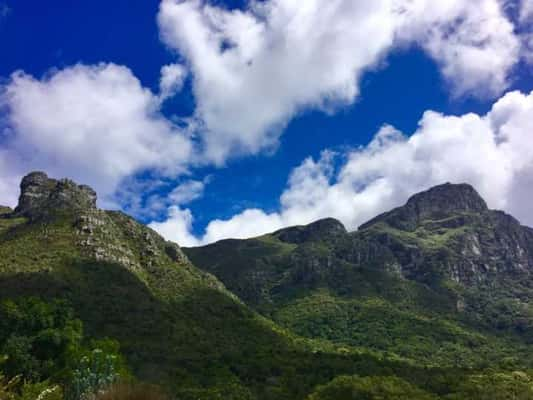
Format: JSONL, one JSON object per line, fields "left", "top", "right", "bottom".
{"left": 352, "top": 183, "right": 533, "bottom": 285}
{"left": 14, "top": 171, "right": 97, "bottom": 219}
{"left": 273, "top": 218, "right": 347, "bottom": 244}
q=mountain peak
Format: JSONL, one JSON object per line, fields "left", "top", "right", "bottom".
{"left": 405, "top": 182, "right": 488, "bottom": 217}
{"left": 360, "top": 183, "right": 488, "bottom": 231}
{"left": 14, "top": 171, "right": 97, "bottom": 219}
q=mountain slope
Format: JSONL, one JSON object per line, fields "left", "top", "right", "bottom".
{"left": 2, "top": 173, "right": 533, "bottom": 399}
{"left": 0, "top": 172, "right": 400, "bottom": 399}
{"left": 185, "top": 183, "right": 533, "bottom": 367}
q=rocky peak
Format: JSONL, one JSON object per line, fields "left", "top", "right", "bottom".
{"left": 14, "top": 171, "right": 97, "bottom": 219}
{"left": 405, "top": 183, "right": 488, "bottom": 218}
{"left": 360, "top": 183, "right": 488, "bottom": 231}
{"left": 274, "top": 218, "right": 347, "bottom": 244}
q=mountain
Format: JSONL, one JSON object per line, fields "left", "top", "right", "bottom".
{"left": 0, "top": 172, "right": 395, "bottom": 400}
{"left": 185, "top": 182, "right": 533, "bottom": 367}
{"left": 2, "top": 173, "right": 533, "bottom": 399}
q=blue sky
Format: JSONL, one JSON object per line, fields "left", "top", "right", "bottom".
{"left": 1, "top": 0, "right": 533, "bottom": 245}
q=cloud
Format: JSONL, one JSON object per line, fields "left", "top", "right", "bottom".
{"left": 158, "top": 0, "right": 521, "bottom": 163}
{"left": 520, "top": 0, "right": 533, "bottom": 23}
{"left": 152, "top": 89, "right": 533, "bottom": 246}
{"left": 519, "top": 0, "right": 533, "bottom": 64}
{"left": 168, "top": 178, "right": 207, "bottom": 204}
{"left": 159, "top": 63, "right": 187, "bottom": 101}
{"left": 394, "top": 0, "right": 520, "bottom": 97}
{"left": 1, "top": 0, "right": 529, "bottom": 242}
{"left": 0, "top": 63, "right": 193, "bottom": 207}
{"left": 149, "top": 206, "right": 201, "bottom": 247}
{"left": 522, "top": 33, "right": 533, "bottom": 64}
{"left": 158, "top": 0, "right": 396, "bottom": 163}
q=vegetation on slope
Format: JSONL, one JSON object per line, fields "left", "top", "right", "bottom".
{"left": 185, "top": 184, "right": 533, "bottom": 377}
{"left": 2, "top": 174, "right": 533, "bottom": 399}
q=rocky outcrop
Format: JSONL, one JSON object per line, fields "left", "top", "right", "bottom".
{"left": 8, "top": 172, "right": 194, "bottom": 275}
{"left": 14, "top": 171, "right": 97, "bottom": 219}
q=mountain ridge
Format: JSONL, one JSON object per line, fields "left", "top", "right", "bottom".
{"left": 2, "top": 172, "right": 533, "bottom": 399}
{"left": 185, "top": 180, "right": 533, "bottom": 370}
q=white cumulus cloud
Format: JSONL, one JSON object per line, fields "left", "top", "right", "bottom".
{"left": 0, "top": 63, "right": 193, "bottom": 207}
{"left": 157, "top": 0, "right": 521, "bottom": 163}
{"left": 394, "top": 0, "right": 520, "bottom": 97}
{"left": 158, "top": 0, "right": 397, "bottom": 163}
{"left": 152, "top": 89, "right": 533, "bottom": 246}
{"left": 1, "top": 0, "right": 529, "bottom": 236}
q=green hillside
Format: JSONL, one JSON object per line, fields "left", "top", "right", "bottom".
{"left": 2, "top": 173, "right": 533, "bottom": 400}
{"left": 185, "top": 183, "right": 533, "bottom": 369}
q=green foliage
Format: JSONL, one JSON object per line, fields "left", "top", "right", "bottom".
{"left": 16, "top": 380, "right": 63, "bottom": 400}
{"left": 444, "top": 371, "right": 533, "bottom": 400}
{"left": 1, "top": 360, "right": 19, "bottom": 400}
{"left": 2, "top": 179, "right": 533, "bottom": 399}
{"left": 0, "top": 298, "right": 128, "bottom": 400}
{"left": 1, "top": 355, "right": 63, "bottom": 400}
{"left": 306, "top": 375, "right": 437, "bottom": 400}
{"left": 273, "top": 290, "right": 532, "bottom": 368}
{"left": 0, "top": 298, "right": 83, "bottom": 380}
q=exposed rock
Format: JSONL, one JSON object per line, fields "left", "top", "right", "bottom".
{"left": 405, "top": 182, "right": 487, "bottom": 216}
{"left": 14, "top": 171, "right": 97, "bottom": 219}
{"left": 164, "top": 242, "right": 189, "bottom": 264}
{"left": 351, "top": 184, "right": 533, "bottom": 285}
{"left": 6, "top": 172, "right": 193, "bottom": 273}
